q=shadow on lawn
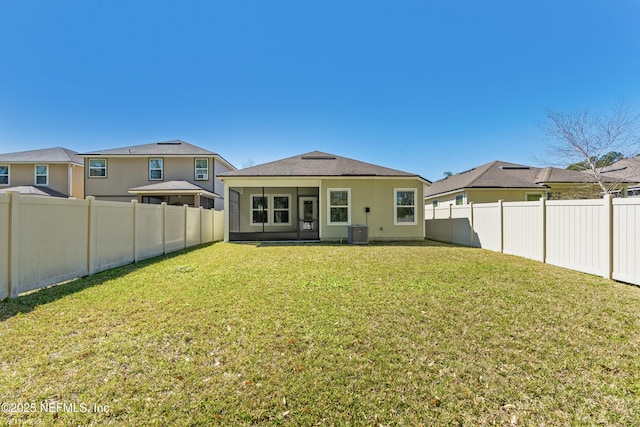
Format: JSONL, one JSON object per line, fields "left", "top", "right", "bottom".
{"left": 253, "top": 239, "right": 457, "bottom": 248}
{"left": 0, "top": 243, "right": 215, "bottom": 322}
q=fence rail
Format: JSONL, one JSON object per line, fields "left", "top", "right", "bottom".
{"left": 425, "top": 195, "right": 640, "bottom": 286}
{"left": 0, "top": 192, "right": 224, "bottom": 299}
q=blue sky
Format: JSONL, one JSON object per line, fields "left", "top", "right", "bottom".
{"left": 1, "top": 0, "right": 639, "bottom": 181}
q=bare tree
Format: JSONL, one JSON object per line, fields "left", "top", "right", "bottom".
{"left": 541, "top": 102, "right": 640, "bottom": 194}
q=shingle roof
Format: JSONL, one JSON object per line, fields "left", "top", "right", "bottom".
{"left": 0, "top": 185, "right": 67, "bottom": 197}
{"left": 425, "top": 160, "right": 626, "bottom": 197}
{"left": 128, "top": 180, "right": 221, "bottom": 198}
{"left": 0, "top": 147, "right": 83, "bottom": 166}
{"left": 219, "top": 151, "right": 430, "bottom": 182}
{"left": 598, "top": 157, "right": 640, "bottom": 183}
{"left": 80, "top": 140, "right": 216, "bottom": 156}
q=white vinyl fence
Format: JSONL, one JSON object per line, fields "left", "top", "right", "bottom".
{"left": 425, "top": 195, "right": 640, "bottom": 286}
{"left": 0, "top": 192, "right": 224, "bottom": 299}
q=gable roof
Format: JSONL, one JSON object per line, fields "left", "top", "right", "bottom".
{"left": 0, "top": 147, "right": 83, "bottom": 166}
{"left": 425, "top": 160, "right": 626, "bottom": 198}
{"left": 219, "top": 151, "right": 430, "bottom": 183}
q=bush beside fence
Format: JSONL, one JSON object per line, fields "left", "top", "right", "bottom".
{"left": 0, "top": 192, "right": 224, "bottom": 299}
{"left": 425, "top": 195, "right": 640, "bottom": 286}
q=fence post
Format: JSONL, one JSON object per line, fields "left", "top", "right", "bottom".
{"left": 199, "top": 206, "right": 204, "bottom": 244}
{"left": 8, "top": 191, "right": 20, "bottom": 298}
{"left": 448, "top": 204, "right": 453, "bottom": 243}
{"left": 469, "top": 202, "right": 474, "bottom": 247}
{"left": 603, "top": 194, "right": 613, "bottom": 280}
{"left": 87, "top": 196, "right": 97, "bottom": 275}
{"left": 184, "top": 204, "right": 188, "bottom": 249}
{"left": 162, "top": 202, "right": 167, "bottom": 255}
{"left": 132, "top": 200, "right": 138, "bottom": 262}
{"left": 498, "top": 199, "right": 504, "bottom": 253}
{"left": 540, "top": 197, "right": 546, "bottom": 263}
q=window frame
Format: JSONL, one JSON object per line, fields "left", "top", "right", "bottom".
{"left": 194, "top": 158, "right": 209, "bottom": 181}
{"left": 149, "top": 158, "right": 164, "bottom": 181}
{"left": 35, "top": 164, "right": 49, "bottom": 186}
{"left": 250, "top": 194, "right": 270, "bottom": 226}
{"left": 0, "top": 165, "right": 9, "bottom": 186}
{"left": 432, "top": 199, "right": 439, "bottom": 207}
{"left": 88, "top": 159, "right": 107, "bottom": 178}
{"left": 271, "top": 194, "right": 291, "bottom": 226}
{"left": 327, "top": 188, "right": 351, "bottom": 225}
{"left": 394, "top": 188, "right": 418, "bottom": 225}
{"left": 455, "top": 194, "right": 464, "bottom": 205}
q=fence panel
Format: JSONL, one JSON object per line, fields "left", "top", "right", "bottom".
{"left": 135, "top": 203, "right": 165, "bottom": 261}
{"left": 186, "top": 207, "right": 201, "bottom": 247}
{"left": 213, "top": 210, "right": 224, "bottom": 242}
{"left": 545, "top": 199, "right": 608, "bottom": 277}
{"left": 15, "top": 197, "right": 89, "bottom": 295}
{"left": 165, "top": 205, "right": 186, "bottom": 252}
{"left": 93, "top": 200, "right": 134, "bottom": 273}
{"left": 451, "top": 205, "right": 473, "bottom": 246}
{"left": 202, "top": 209, "right": 214, "bottom": 243}
{"left": 0, "top": 195, "right": 9, "bottom": 299}
{"left": 503, "top": 201, "right": 544, "bottom": 262}
{"left": 613, "top": 199, "right": 640, "bottom": 285}
{"left": 472, "top": 203, "right": 501, "bottom": 251}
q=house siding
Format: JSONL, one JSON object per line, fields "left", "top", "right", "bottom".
{"left": 1, "top": 163, "right": 75, "bottom": 197}
{"left": 321, "top": 178, "right": 424, "bottom": 241}
{"left": 84, "top": 156, "right": 225, "bottom": 207}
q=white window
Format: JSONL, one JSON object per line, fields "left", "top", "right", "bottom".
{"left": 327, "top": 188, "right": 350, "bottom": 225}
{"left": 88, "top": 159, "right": 107, "bottom": 177}
{"left": 251, "top": 194, "right": 269, "bottom": 225}
{"left": 35, "top": 165, "right": 48, "bottom": 186}
{"left": 432, "top": 200, "right": 438, "bottom": 207}
{"left": 195, "top": 158, "right": 209, "bottom": 180}
{"left": 272, "top": 195, "right": 291, "bottom": 225}
{"left": 149, "top": 158, "right": 163, "bottom": 180}
{"left": 0, "top": 165, "right": 9, "bottom": 185}
{"left": 455, "top": 195, "right": 464, "bottom": 205}
{"left": 394, "top": 188, "right": 417, "bottom": 225}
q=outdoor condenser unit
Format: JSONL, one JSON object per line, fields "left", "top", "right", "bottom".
{"left": 348, "top": 225, "right": 369, "bottom": 245}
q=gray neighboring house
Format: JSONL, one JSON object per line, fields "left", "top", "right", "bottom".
{"left": 598, "top": 157, "right": 640, "bottom": 197}
{"left": 80, "top": 140, "right": 235, "bottom": 210}
{"left": 425, "top": 160, "right": 630, "bottom": 206}
{"left": 0, "top": 147, "right": 84, "bottom": 198}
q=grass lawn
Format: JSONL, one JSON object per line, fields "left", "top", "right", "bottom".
{"left": 1, "top": 241, "right": 640, "bottom": 426}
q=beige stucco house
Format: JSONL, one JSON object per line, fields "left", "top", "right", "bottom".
{"left": 0, "top": 147, "right": 84, "bottom": 198}
{"left": 80, "top": 140, "right": 235, "bottom": 210}
{"left": 425, "top": 160, "right": 629, "bottom": 206}
{"left": 218, "top": 151, "right": 431, "bottom": 242}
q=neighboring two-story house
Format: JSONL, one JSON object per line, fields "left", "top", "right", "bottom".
{"left": 0, "top": 147, "right": 84, "bottom": 198}
{"left": 80, "top": 140, "right": 235, "bottom": 210}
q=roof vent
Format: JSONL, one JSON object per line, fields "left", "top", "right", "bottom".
{"left": 157, "top": 141, "right": 182, "bottom": 145}
{"left": 301, "top": 155, "right": 336, "bottom": 160}
{"left": 501, "top": 166, "right": 530, "bottom": 170}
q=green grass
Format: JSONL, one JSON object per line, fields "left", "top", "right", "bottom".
{"left": 1, "top": 241, "right": 640, "bottom": 426}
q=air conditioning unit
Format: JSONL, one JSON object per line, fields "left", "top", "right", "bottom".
{"left": 348, "top": 225, "right": 369, "bottom": 245}
{"left": 196, "top": 173, "right": 208, "bottom": 180}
